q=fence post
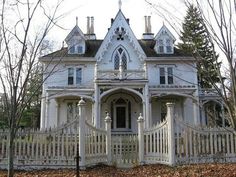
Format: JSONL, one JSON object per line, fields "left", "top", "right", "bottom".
{"left": 137, "top": 113, "right": 144, "bottom": 165}
{"left": 105, "top": 113, "right": 112, "bottom": 165}
{"left": 78, "top": 97, "right": 86, "bottom": 169}
{"left": 166, "top": 102, "right": 175, "bottom": 166}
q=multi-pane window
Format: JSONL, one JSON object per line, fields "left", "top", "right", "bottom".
{"left": 76, "top": 68, "right": 82, "bottom": 84}
{"left": 68, "top": 68, "right": 74, "bottom": 85}
{"left": 77, "top": 46, "right": 83, "bottom": 54}
{"left": 160, "top": 68, "right": 165, "bottom": 84}
{"left": 68, "top": 68, "right": 82, "bottom": 85}
{"left": 167, "top": 67, "right": 173, "bottom": 84}
{"left": 113, "top": 47, "right": 128, "bottom": 70}
{"left": 69, "top": 46, "right": 75, "bottom": 54}
{"left": 114, "top": 53, "right": 120, "bottom": 70}
{"left": 158, "top": 39, "right": 164, "bottom": 53}
{"left": 166, "top": 39, "right": 172, "bottom": 53}
{"left": 159, "top": 67, "right": 174, "bottom": 85}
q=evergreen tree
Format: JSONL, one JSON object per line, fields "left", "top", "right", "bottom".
{"left": 178, "top": 4, "right": 221, "bottom": 88}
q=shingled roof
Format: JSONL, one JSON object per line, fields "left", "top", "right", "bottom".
{"left": 41, "top": 39, "right": 190, "bottom": 59}
{"left": 41, "top": 40, "right": 103, "bottom": 58}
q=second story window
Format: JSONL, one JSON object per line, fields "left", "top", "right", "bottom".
{"left": 68, "top": 68, "right": 74, "bottom": 85}
{"left": 113, "top": 47, "right": 128, "bottom": 70}
{"left": 159, "top": 67, "right": 174, "bottom": 85}
{"left": 68, "top": 68, "right": 82, "bottom": 85}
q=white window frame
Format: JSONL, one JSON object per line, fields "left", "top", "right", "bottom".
{"left": 159, "top": 66, "right": 174, "bottom": 85}
{"left": 67, "top": 67, "right": 82, "bottom": 86}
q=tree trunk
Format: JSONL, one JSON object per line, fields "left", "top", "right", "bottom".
{"left": 7, "top": 129, "right": 15, "bottom": 177}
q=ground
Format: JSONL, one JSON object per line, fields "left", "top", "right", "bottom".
{"left": 1, "top": 163, "right": 236, "bottom": 177}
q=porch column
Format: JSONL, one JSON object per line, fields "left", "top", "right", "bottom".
{"left": 137, "top": 113, "right": 144, "bottom": 164}
{"left": 166, "top": 102, "right": 175, "bottom": 166}
{"left": 145, "top": 84, "right": 150, "bottom": 128}
{"left": 94, "top": 83, "right": 100, "bottom": 128}
{"left": 142, "top": 101, "right": 146, "bottom": 128}
{"left": 105, "top": 113, "right": 112, "bottom": 165}
{"left": 40, "top": 92, "right": 46, "bottom": 130}
{"left": 193, "top": 99, "right": 200, "bottom": 125}
{"left": 45, "top": 97, "right": 50, "bottom": 129}
{"left": 55, "top": 100, "right": 60, "bottom": 127}
{"left": 221, "top": 101, "right": 225, "bottom": 127}
{"left": 78, "top": 97, "right": 86, "bottom": 169}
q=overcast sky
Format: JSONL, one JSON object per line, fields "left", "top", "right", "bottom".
{"left": 48, "top": 0, "right": 185, "bottom": 48}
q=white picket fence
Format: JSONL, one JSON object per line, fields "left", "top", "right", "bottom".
{"left": 111, "top": 133, "right": 138, "bottom": 167}
{"left": 1, "top": 100, "right": 236, "bottom": 169}
{"left": 175, "top": 118, "right": 236, "bottom": 164}
{"left": 0, "top": 119, "right": 80, "bottom": 169}
{"left": 144, "top": 120, "right": 169, "bottom": 164}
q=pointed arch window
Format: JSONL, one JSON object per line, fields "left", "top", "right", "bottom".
{"left": 113, "top": 47, "right": 128, "bottom": 70}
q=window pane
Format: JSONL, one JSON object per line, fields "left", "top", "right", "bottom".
{"left": 166, "top": 46, "right": 172, "bottom": 53}
{"left": 159, "top": 46, "right": 164, "bottom": 53}
{"left": 122, "top": 53, "right": 127, "bottom": 70}
{"left": 114, "top": 53, "right": 119, "bottom": 70}
{"left": 167, "top": 67, "right": 173, "bottom": 84}
{"left": 76, "top": 68, "right": 82, "bottom": 84}
{"left": 77, "top": 46, "right": 83, "bottom": 54}
{"left": 68, "top": 68, "right": 74, "bottom": 85}
{"left": 69, "top": 46, "right": 75, "bottom": 53}
{"left": 160, "top": 67, "right": 165, "bottom": 84}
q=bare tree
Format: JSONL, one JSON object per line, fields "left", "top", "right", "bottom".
{"left": 145, "top": 0, "right": 236, "bottom": 129}
{"left": 0, "top": 0, "right": 64, "bottom": 176}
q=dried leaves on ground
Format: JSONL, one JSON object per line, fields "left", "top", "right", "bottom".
{"left": 0, "top": 163, "right": 236, "bottom": 177}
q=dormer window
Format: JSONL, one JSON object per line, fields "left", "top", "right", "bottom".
{"left": 154, "top": 25, "right": 176, "bottom": 54}
{"left": 158, "top": 39, "right": 164, "bottom": 53}
{"left": 77, "top": 45, "right": 83, "bottom": 54}
{"left": 68, "top": 44, "right": 84, "bottom": 54}
{"left": 166, "top": 39, "right": 172, "bottom": 53}
{"left": 69, "top": 46, "right": 75, "bottom": 54}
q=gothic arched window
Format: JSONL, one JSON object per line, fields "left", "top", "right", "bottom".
{"left": 113, "top": 47, "right": 128, "bottom": 70}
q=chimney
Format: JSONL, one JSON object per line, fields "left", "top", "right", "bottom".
{"left": 144, "top": 16, "right": 148, "bottom": 33}
{"left": 85, "top": 16, "right": 96, "bottom": 40}
{"left": 147, "top": 16, "right": 152, "bottom": 33}
{"left": 87, "top": 16, "right": 90, "bottom": 34}
{"left": 142, "top": 15, "right": 154, "bottom": 40}
{"left": 90, "top": 16, "right": 94, "bottom": 34}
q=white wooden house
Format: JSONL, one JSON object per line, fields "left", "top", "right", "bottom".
{"left": 40, "top": 8, "right": 225, "bottom": 131}
{"left": 0, "top": 6, "right": 235, "bottom": 170}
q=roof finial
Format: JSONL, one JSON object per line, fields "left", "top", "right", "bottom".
{"left": 118, "top": 0, "right": 122, "bottom": 10}
{"left": 76, "top": 16, "right": 78, "bottom": 26}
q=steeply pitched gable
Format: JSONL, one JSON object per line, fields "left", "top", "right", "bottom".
{"left": 95, "top": 10, "right": 146, "bottom": 62}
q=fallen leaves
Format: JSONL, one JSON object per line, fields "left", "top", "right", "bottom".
{"left": 0, "top": 163, "right": 236, "bottom": 177}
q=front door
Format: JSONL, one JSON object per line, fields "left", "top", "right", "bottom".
{"left": 116, "top": 106, "right": 126, "bottom": 128}
{"left": 112, "top": 98, "right": 130, "bottom": 131}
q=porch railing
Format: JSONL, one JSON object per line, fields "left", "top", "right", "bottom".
{"left": 96, "top": 70, "right": 146, "bottom": 80}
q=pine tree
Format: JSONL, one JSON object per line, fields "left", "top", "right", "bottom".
{"left": 178, "top": 4, "right": 221, "bottom": 88}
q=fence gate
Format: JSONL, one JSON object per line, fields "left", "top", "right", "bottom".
{"left": 111, "top": 134, "right": 138, "bottom": 167}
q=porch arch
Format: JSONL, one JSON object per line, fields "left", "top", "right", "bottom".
{"left": 100, "top": 87, "right": 143, "bottom": 101}
{"left": 151, "top": 92, "right": 196, "bottom": 101}
{"left": 50, "top": 93, "right": 93, "bottom": 101}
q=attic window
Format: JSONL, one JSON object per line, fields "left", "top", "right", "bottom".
{"left": 158, "top": 40, "right": 164, "bottom": 53}
{"left": 69, "top": 45, "right": 84, "bottom": 54}
{"left": 166, "top": 39, "right": 172, "bottom": 53}
{"left": 77, "top": 45, "right": 83, "bottom": 54}
{"left": 69, "top": 46, "right": 75, "bottom": 54}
